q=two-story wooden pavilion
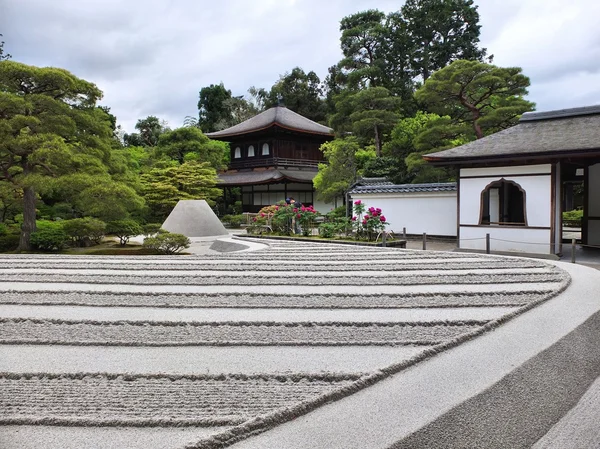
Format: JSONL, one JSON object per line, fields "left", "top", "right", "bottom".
{"left": 207, "top": 106, "right": 334, "bottom": 213}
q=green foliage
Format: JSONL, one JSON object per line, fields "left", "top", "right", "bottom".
{"left": 335, "top": 2, "right": 486, "bottom": 96}
{"left": 142, "top": 223, "right": 164, "bottom": 236}
{"left": 0, "top": 181, "right": 22, "bottom": 222}
{"left": 62, "top": 217, "right": 106, "bottom": 246}
{"left": 325, "top": 206, "right": 347, "bottom": 219}
{"left": 221, "top": 214, "right": 245, "bottom": 228}
{"left": 313, "top": 138, "right": 367, "bottom": 203}
{"left": 155, "top": 127, "right": 227, "bottom": 170}
{"left": 0, "top": 61, "right": 127, "bottom": 250}
{"left": 30, "top": 220, "right": 69, "bottom": 251}
{"left": 415, "top": 60, "right": 534, "bottom": 139}
{"left": 0, "top": 232, "right": 19, "bottom": 252}
{"left": 319, "top": 213, "right": 351, "bottom": 238}
{"left": 330, "top": 87, "right": 402, "bottom": 156}
{"left": 124, "top": 116, "right": 168, "bottom": 147}
{"left": 106, "top": 219, "right": 143, "bottom": 246}
{"left": 563, "top": 209, "right": 583, "bottom": 226}
{"left": 401, "top": 0, "right": 487, "bottom": 81}
{"left": 381, "top": 111, "right": 446, "bottom": 183}
{"left": 143, "top": 232, "right": 190, "bottom": 255}
{"left": 198, "top": 83, "right": 234, "bottom": 132}
{"left": 338, "top": 10, "right": 389, "bottom": 89}
{"left": 262, "top": 67, "right": 326, "bottom": 123}
{"left": 74, "top": 181, "right": 145, "bottom": 223}
{"left": 141, "top": 160, "right": 222, "bottom": 221}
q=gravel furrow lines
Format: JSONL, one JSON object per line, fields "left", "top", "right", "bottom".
{"left": 0, "top": 271, "right": 565, "bottom": 285}
{"left": 0, "top": 319, "right": 482, "bottom": 346}
{"left": 0, "top": 260, "right": 546, "bottom": 271}
{"left": 0, "top": 290, "right": 555, "bottom": 308}
{"left": 0, "top": 375, "right": 355, "bottom": 426}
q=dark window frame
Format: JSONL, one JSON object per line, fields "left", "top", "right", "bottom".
{"left": 479, "top": 178, "right": 528, "bottom": 226}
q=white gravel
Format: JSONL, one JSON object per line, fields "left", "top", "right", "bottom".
{"left": 0, "top": 345, "right": 427, "bottom": 374}
{"left": 0, "top": 305, "right": 517, "bottom": 323}
{"left": 0, "top": 425, "right": 226, "bottom": 449}
{"left": 0, "top": 281, "right": 566, "bottom": 294}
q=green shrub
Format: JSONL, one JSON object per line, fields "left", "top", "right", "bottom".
{"left": 0, "top": 232, "right": 20, "bottom": 252}
{"left": 143, "top": 232, "right": 190, "bottom": 255}
{"left": 325, "top": 206, "right": 347, "bottom": 220}
{"left": 221, "top": 214, "right": 244, "bottom": 228}
{"left": 563, "top": 209, "right": 583, "bottom": 225}
{"left": 142, "top": 223, "right": 164, "bottom": 236}
{"left": 106, "top": 219, "right": 143, "bottom": 246}
{"left": 318, "top": 222, "right": 337, "bottom": 238}
{"left": 62, "top": 217, "right": 107, "bottom": 246}
{"left": 30, "top": 220, "right": 69, "bottom": 251}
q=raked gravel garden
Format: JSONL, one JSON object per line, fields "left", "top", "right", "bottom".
{"left": 0, "top": 239, "right": 571, "bottom": 449}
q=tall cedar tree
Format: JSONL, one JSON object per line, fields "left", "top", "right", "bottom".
{"left": 402, "top": 0, "right": 487, "bottom": 81}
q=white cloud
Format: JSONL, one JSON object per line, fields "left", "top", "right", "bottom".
{"left": 3, "top": 0, "right": 599, "bottom": 131}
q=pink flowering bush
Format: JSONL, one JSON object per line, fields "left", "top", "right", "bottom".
{"left": 270, "top": 202, "right": 320, "bottom": 236}
{"left": 352, "top": 201, "right": 388, "bottom": 241}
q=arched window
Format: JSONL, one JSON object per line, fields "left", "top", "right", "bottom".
{"left": 234, "top": 147, "right": 241, "bottom": 159}
{"left": 480, "top": 179, "right": 527, "bottom": 226}
{"left": 247, "top": 145, "right": 255, "bottom": 157}
{"left": 262, "top": 143, "right": 270, "bottom": 155}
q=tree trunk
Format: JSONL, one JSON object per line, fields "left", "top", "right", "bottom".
{"left": 374, "top": 125, "right": 382, "bottom": 157}
{"left": 17, "top": 186, "right": 36, "bottom": 252}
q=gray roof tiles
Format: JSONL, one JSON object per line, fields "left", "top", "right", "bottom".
{"left": 350, "top": 182, "right": 457, "bottom": 194}
{"left": 206, "top": 106, "right": 333, "bottom": 139}
{"left": 426, "top": 105, "right": 600, "bottom": 162}
{"left": 217, "top": 168, "right": 317, "bottom": 186}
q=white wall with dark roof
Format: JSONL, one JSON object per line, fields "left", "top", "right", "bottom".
{"left": 459, "top": 164, "right": 554, "bottom": 254}
{"left": 349, "top": 191, "right": 457, "bottom": 237}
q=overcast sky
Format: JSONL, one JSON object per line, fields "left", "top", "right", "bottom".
{"left": 2, "top": 0, "right": 600, "bottom": 133}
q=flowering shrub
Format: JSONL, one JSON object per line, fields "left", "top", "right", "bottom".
{"left": 272, "top": 203, "right": 320, "bottom": 236}
{"left": 247, "top": 204, "right": 282, "bottom": 234}
{"left": 352, "top": 200, "right": 388, "bottom": 241}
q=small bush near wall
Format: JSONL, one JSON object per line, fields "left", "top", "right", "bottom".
{"left": 562, "top": 209, "right": 583, "bottom": 227}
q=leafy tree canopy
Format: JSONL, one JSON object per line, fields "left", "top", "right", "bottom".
{"left": 0, "top": 61, "right": 139, "bottom": 250}
{"left": 259, "top": 67, "right": 327, "bottom": 123}
{"left": 141, "top": 161, "right": 222, "bottom": 221}
{"left": 154, "top": 126, "right": 228, "bottom": 170}
{"left": 415, "top": 59, "right": 534, "bottom": 139}
{"left": 401, "top": 0, "right": 488, "bottom": 81}
{"left": 313, "top": 137, "right": 374, "bottom": 204}
{"left": 124, "top": 116, "right": 169, "bottom": 147}
{"left": 330, "top": 87, "right": 402, "bottom": 156}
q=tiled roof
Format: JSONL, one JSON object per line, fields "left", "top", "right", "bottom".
{"left": 206, "top": 106, "right": 333, "bottom": 139}
{"left": 350, "top": 182, "right": 457, "bottom": 194}
{"left": 353, "top": 177, "right": 394, "bottom": 187}
{"left": 425, "top": 105, "right": 600, "bottom": 163}
{"left": 217, "top": 168, "right": 317, "bottom": 186}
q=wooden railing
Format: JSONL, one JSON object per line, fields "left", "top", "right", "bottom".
{"left": 228, "top": 157, "right": 321, "bottom": 170}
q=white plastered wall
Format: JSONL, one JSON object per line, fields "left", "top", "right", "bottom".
{"left": 459, "top": 164, "right": 553, "bottom": 254}
{"left": 349, "top": 191, "right": 457, "bottom": 237}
